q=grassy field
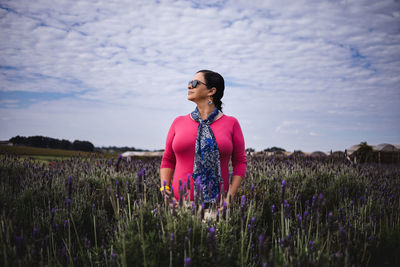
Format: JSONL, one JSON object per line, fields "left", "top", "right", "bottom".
{"left": 0, "top": 145, "right": 117, "bottom": 160}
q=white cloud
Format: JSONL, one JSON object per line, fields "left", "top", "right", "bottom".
{"left": 0, "top": 0, "right": 399, "bottom": 151}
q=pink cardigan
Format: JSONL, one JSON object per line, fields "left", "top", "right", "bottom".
{"left": 161, "top": 113, "right": 247, "bottom": 201}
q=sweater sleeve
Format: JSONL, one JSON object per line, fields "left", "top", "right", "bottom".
{"left": 160, "top": 118, "right": 177, "bottom": 169}
{"left": 231, "top": 118, "right": 247, "bottom": 178}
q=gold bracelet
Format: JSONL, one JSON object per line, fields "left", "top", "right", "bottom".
{"left": 160, "top": 185, "right": 170, "bottom": 192}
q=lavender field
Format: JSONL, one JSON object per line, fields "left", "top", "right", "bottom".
{"left": 1, "top": 154, "right": 399, "bottom": 266}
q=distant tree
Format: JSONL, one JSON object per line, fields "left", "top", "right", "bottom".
{"left": 73, "top": 140, "right": 94, "bottom": 152}
{"left": 246, "top": 148, "right": 255, "bottom": 153}
{"left": 353, "top": 141, "right": 374, "bottom": 163}
{"left": 9, "top": 135, "right": 27, "bottom": 145}
{"left": 263, "top": 146, "right": 286, "bottom": 152}
{"left": 60, "top": 139, "right": 72, "bottom": 150}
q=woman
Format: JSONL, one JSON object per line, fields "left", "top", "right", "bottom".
{"left": 160, "top": 70, "right": 247, "bottom": 209}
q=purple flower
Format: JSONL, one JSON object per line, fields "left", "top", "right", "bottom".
{"left": 191, "top": 202, "right": 196, "bottom": 215}
{"left": 241, "top": 195, "right": 246, "bottom": 207}
{"left": 296, "top": 213, "right": 302, "bottom": 227}
{"left": 33, "top": 227, "right": 39, "bottom": 239}
{"left": 308, "top": 240, "right": 315, "bottom": 252}
{"left": 169, "top": 233, "right": 174, "bottom": 251}
{"left": 258, "top": 234, "right": 264, "bottom": 247}
{"left": 339, "top": 226, "right": 346, "bottom": 241}
{"left": 209, "top": 226, "right": 215, "bottom": 237}
{"left": 283, "top": 200, "right": 289, "bottom": 209}
{"left": 281, "top": 180, "right": 286, "bottom": 202}
{"left": 328, "top": 212, "right": 333, "bottom": 223}
{"left": 112, "top": 252, "right": 117, "bottom": 263}
{"left": 67, "top": 175, "right": 73, "bottom": 197}
{"left": 185, "top": 257, "right": 191, "bottom": 267}
{"left": 208, "top": 227, "right": 216, "bottom": 256}
{"left": 187, "top": 173, "right": 191, "bottom": 189}
{"left": 271, "top": 204, "right": 276, "bottom": 213}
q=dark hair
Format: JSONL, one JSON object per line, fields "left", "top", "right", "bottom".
{"left": 197, "top": 70, "right": 225, "bottom": 111}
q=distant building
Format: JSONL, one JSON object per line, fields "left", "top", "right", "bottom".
{"left": 347, "top": 143, "right": 400, "bottom": 163}
{"left": 310, "top": 151, "right": 327, "bottom": 158}
{"left": 121, "top": 151, "right": 163, "bottom": 161}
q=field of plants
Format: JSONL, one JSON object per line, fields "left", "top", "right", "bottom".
{"left": 0, "top": 152, "right": 399, "bottom": 266}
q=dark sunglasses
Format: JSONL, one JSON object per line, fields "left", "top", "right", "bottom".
{"left": 188, "top": 80, "right": 209, "bottom": 88}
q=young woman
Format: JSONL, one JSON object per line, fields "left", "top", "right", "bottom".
{"left": 160, "top": 70, "right": 247, "bottom": 209}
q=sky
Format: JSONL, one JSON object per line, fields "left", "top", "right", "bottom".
{"left": 0, "top": 0, "right": 399, "bottom": 152}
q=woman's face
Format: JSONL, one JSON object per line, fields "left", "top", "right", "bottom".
{"left": 187, "top": 72, "right": 214, "bottom": 103}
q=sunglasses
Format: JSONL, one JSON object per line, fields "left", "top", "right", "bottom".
{"left": 188, "top": 80, "right": 209, "bottom": 88}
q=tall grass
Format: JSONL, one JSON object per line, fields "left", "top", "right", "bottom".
{"left": 0, "top": 153, "right": 399, "bottom": 266}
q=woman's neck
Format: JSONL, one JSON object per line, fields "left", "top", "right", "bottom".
{"left": 197, "top": 103, "right": 217, "bottom": 120}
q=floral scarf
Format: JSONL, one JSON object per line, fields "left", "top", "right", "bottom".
{"left": 191, "top": 107, "right": 222, "bottom": 204}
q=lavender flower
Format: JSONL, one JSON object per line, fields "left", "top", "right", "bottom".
{"left": 241, "top": 195, "right": 246, "bottom": 207}
{"left": 208, "top": 226, "right": 216, "bottom": 256}
{"left": 283, "top": 200, "right": 290, "bottom": 210}
{"left": 33, "top": 227, "right": 39, "bottom": 239}
{"left": 296, "top": 213, "right": 302, "bottom": 228}
{"left": 258, "top": 234, "right": 264, "bottom": 255}
{"left": 187, "top": 174, "right": 191, "bottom": 190}
{"left": 308, "top": 240, "right": 315, "bottom": 252}
{"left": 67, "top": 175, "right": 72, "bottom": 198}
{"left": 185, "top": 257, "right": 191, "bottom": 267}
{"left": 328, "top": 211, "right": 333, "bottom": 224}
{"left": 169, "top": 233, "right": 174, "bottom": 251}
{"left": 191, "top": 201, "right": 196, "bottom": 215}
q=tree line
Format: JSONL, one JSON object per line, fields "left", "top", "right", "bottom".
{"left": 9, "top": 135, "right": 95, "bottom": 152}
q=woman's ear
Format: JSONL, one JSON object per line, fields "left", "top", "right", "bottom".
{"left": 208, "top": 87, "right": 217, "bottom": 96}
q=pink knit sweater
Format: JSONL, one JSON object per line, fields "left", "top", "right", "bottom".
{"left": 161, "top": 113, "right": 247, "bottom": 201}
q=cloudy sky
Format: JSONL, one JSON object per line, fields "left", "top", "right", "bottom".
{"left": 1, "top": 0, "right": 399, "bottom": 152}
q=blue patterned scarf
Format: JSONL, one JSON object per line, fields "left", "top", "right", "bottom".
{"left": 191, "top": 107, "right": 222, "bottom": 204}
